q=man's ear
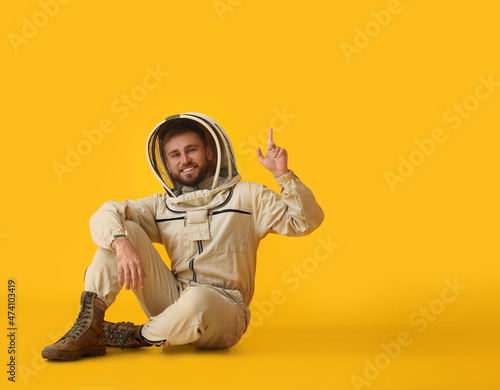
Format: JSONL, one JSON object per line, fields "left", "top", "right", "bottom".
{"left": 206, "top": 145, "right": 214, "bottom": 162}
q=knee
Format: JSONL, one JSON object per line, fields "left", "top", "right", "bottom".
{"left": 141, "top": 288, "right": 214, "bottom": 344}
{"left": 143, "top": 287, "right": 245, "bottom": 347}
{"left": 123, "top": 220, "right": 156, "bottom": 251}
{"left": 123, "top": 220, "right": 147, "bottom": 243}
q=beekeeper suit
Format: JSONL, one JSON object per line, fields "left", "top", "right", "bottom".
{"left": 42, "top": 112, "right": 324, "bottom": 360}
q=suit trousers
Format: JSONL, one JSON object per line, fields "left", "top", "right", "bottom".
{"left": 84, "top": 220, "right": 246, "bottom": 349}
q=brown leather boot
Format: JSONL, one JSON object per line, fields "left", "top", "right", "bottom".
{"left": 102, "top": 321, "right": 152, "bottom": 349}
{"left": 42, "top": 291, "right": 107, "bottom": 360}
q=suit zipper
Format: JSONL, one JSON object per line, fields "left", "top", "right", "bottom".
{"left": 188, "top": 258, "right": 197, "bottom": 282}
{"left": 189, "top": 240, "right": 204, "bottom": 283}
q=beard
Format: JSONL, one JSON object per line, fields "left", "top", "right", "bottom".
{"left": 170, "top": 162, "right": 210, "bottom": 187}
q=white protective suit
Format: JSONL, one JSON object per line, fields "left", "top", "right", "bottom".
{"left": 85, "top": 112, "right": 324, "bottom": 348}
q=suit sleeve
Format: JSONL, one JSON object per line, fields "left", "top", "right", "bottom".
{"left": 253, "top": 170, "right": 324, "bottom": 238}
{"left": 89, "top": 194, "right": 161, "bottom": 250}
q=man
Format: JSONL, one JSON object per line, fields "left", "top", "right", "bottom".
{"left": 42, "top": 112, "right": 324, "bottom": 360}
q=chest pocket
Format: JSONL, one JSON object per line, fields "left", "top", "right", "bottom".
{"left": 207, "top": 209, "right": 252, "bottom": 253}
{"left": 185, "top": 209, "right": 210, "bottom": 241}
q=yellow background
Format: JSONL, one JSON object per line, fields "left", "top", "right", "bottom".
{"left": 1, "top": 1, "right": 499, "bottom": 389}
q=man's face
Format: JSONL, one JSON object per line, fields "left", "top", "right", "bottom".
{"left": 163, "top": 131, "right": 214, "bottom": 187}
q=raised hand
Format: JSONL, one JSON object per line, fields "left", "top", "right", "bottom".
{"left": 256, "top": 128, "right": 289, "bottom": 178}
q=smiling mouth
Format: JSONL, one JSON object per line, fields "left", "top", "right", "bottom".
{"left": 181, "top": 166, "right": 197, "bottom": 173}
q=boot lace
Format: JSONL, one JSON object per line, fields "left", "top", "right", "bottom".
{"left": 104, "top": 322, "right": 136, "bottom": 349}
{"left": 61, "top": 295, "right": 91, "bottom": 340}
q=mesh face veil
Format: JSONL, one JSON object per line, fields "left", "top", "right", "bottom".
{"left": 146, "top": 113, "right": 239, "bottom": 197}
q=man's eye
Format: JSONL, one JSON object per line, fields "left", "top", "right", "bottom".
{"left": 188, "top": 148, "right": 196, "bottom": 153}
{"left": 171, "top": 154, "right": 179, "bottom": 158}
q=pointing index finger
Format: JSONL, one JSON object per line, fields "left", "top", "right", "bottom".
{"left": 268, "top": 128, "right": 273, "bottom": 146}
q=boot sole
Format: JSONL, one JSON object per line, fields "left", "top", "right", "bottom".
{"left": 42, "top": 345, "right": 106, "bottom": 360}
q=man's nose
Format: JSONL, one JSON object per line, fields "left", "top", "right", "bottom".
{"left": 180, "top": 152, "right": 191, "bottom": 165}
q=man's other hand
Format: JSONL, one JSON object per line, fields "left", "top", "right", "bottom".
{"left": 256, "top": 128, "right": 290, "bottom": 178}
{"left": 112, "top": 238, "right": 147, "bottom": 290}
